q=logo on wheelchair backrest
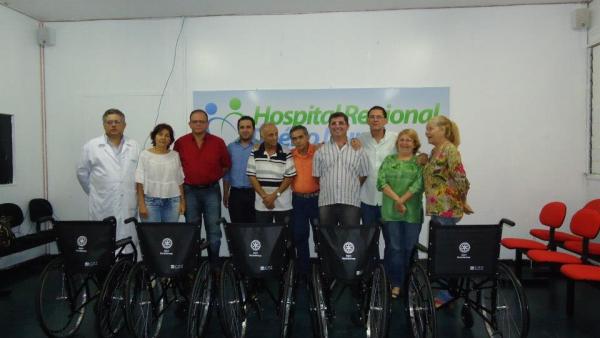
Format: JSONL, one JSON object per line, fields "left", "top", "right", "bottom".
{"left": 162, "top": 238, "right": 173, "bottom": 249}
{"left": 343, "top": 242, "right": 355, "bottom": 254}
{"left": 249, "top": 240, "right": 262, "bottom": 258}
{"left": 251, "top": 240, "right": 261, "bottom": 251}
{"left": 457, "top": 242, "right": 471, "bottom": 259}
{"left": 77, "top": 235, "right": 87, "bottom": 247}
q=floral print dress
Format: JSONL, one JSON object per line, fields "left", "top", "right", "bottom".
{"left": 423, "top": 142, "right": 470, "bottom": 218}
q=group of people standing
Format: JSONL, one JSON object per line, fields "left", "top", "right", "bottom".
{"left": 75, "top": 105, "right": 472, "bottom": 300}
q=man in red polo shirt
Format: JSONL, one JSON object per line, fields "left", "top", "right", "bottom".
{"left": 174, "top": 109, "right": 231, "bottom": 269}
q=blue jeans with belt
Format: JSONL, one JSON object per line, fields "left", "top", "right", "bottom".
{"left": 291, "top": 193, "right": 319, "bottom": 275}
{"left": 382, "top": 220, "right": 422, "bottom": 288}
{"left": 184, "top": 183, "right": 222, "bottom": 266}
{"left": 143, "top": 196, "right": 180, "bottom": 222}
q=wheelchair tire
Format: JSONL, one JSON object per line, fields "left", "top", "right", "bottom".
{"left": 187, "top": 260, "right": 213, "bottom": 338}
{"left": 309, "top": 264, "right": 329, "bottom": 338}
{"left": 96, "top": 258, "right": 134, "bottom": 337}
{"left": 219, "top": 259, "right": 247, "bottom": 338}
{"left": 125, "top": 262, "right": 165, "bottom": 338}
{"left": 35, "top": 256, "right": 87, "bottom": 338}
{"left": 279, "top": 259, "right": 295, "bottom": 338}
{"left": 406, "top": 262, "right": 436, "bottom": 338}
{"left": 366, "top": 263, "right": 390, "bottom": 338}
{"left": 480, "top": 262, "right": 529, "bottom": 338}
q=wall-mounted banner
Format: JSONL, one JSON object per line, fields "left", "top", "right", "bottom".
{"left": 193, "top": 87, "right": 449, "bottom": 148}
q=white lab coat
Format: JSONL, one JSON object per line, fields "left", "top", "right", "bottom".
{"left": 76, "top": 135, "right": 140, "bottom": 252}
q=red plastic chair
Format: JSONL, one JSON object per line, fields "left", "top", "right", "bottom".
{"left": 501, "top": 201, "right": 567, "bottom": 279}
{"left": 529, "top": 201, "right": 578, "bottom": 246}
{"left": 584, "top": 198, "right": 600, "bottom": 212}
{"left": 561, "top": 264, "right": 600, "bottom": 315}
{"left": 556, "top": 199, "right": 600, "bottom": 252}
{"left": 527, "top": 208, "right": 600, "bottom": 265}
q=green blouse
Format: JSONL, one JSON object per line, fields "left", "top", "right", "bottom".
{"left": 376, "top": 155, "right": 424, "bottom": 223}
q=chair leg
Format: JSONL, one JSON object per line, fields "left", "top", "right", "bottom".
{"left": 566, "top": 279, "right": 574, "bottom": 316}
{"left": 515, "top": 249, "right": 523, "bottom": 280}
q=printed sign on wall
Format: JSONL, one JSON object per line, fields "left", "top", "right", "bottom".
{"left": 193, "top": 87, "right": 449, "bottom": 147}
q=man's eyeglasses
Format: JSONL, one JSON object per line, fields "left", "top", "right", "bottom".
{"left": 190, "top": 120, "right": 208, "bottom": 124}
{"left": 104, "top": 120, "right": 123, "bottom": 125}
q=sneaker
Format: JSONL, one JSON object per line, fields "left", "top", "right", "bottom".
{"left": 434, "top": 290, "right": 453, "bottom": 309}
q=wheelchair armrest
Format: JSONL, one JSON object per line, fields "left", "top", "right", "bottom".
{"left": 217, "top": 217, "right": 228, "bottom": 226}
{"left": 416, "top": 242, "right": 428, "bottom": 253}
{"left": 102, "top": 216, "right": 117, "bottom": 224}
{"left": 199, "top": 239, "right": 210, "bottom": 251}
{"left": 115, "top": 236, "right": 133, "bottom": 248}
{"left": 500, "top": 218, "right": 515, "bottom": 227}
{"left": 124, "top": 217, "right": 138, "bottom": 224}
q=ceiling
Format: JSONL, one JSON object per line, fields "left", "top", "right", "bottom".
{"left": 1, "top": 0, "right": 589, "bottom": 22}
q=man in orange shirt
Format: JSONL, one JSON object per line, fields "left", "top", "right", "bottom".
{"left": 290, "top": 125, "right": 320, "bottom": 278}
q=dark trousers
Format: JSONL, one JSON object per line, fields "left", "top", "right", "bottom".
{"left": 319, "top": 204, "right": 361, "bottom": 227}
{"left": 255, "top": 210, "right": 291, "bottom": 225}
{"left": 228, "top": 187, "right": 255, "bottom": 223}
{"left": 291, "top": 194, "right": 319, "bottom": 275}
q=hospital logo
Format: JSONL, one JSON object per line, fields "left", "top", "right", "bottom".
{"left": 458, "top": 242, "right": 471, "bottom": 254}
{"left": 343, "top": 242, "right": 355, "bottom": 255}
{"left": 77, "top": 236, "right": 87, "bottom": 248}
{"left": 162, "top": 238, "right": 173, "bottom": 250}
{"left": 250, "top": 240, "right": 261, "bottom": 251}
{"left": 204, "top": 97, "right": 244, "bottom": 136}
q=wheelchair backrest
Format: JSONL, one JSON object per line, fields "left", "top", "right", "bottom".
{"left": 55, "top": 219, "right": 116, "bottom": 273}
{"left": 316, "top": 224, "right": 380, "bottom": 282}
{"left": 224, "top": 222, "right": 289, "bottom": 278}
{"left": 428, "top": 222, "right": 502, "bottom": 278}
{"left": 136, "top": 222, "right": 200, "bottom": 278}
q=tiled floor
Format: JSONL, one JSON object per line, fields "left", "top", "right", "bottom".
{"left": 1, "top": 257, "right": 599, "bottom": 337}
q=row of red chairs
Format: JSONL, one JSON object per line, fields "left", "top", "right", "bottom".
{"left": 501, "top": 199, "right": 600, "bottom": 315}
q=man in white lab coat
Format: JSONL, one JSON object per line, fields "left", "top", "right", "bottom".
{"left": 76, "top": 108, "right": 140, "bottom": 252}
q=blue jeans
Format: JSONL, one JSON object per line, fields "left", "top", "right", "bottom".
{"left": 291, "top": 194, "right": 319, "bottom": 275}
{"left": 143, "top": 196, "right": 180, "bottom": 222}
{"left": 430, "top": 215, "right": 461, "bottom": 226}
{"left": 382, "top": 221, "right": 422, "bottom": 288}
{"left": 361, "top": 202, "right": 382, "bottom": 226}
{"left": 184, "top": 184, "right": 222, "bottom": 265}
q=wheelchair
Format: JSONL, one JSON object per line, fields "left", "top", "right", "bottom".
{"left": 310, "top": 223, "right": 390, "bottom": 338}
{"left": 124, "top": 218, "right": 213, "bottom": 338}
{"left": 406, "top": 219, "right": 530, "bottom": 338}
{"left": 217, "top": 218, "right": 296, "bottom": 338}
{"left": 35, "top": 217, "right": 137, "bottom": 338}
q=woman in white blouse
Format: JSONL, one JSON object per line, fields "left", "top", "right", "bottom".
{"left": 135, "top": 123, "right": 185, "bottom": 222}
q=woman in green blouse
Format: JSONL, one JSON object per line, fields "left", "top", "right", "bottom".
{"left": 377, "top": 129, "right": 424, "bottom": 298}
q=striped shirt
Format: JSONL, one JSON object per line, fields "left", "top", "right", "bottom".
{"left": 247, "top": 143, "right": 296, "bottom": 211}
{"left": 312, "top": 140, "right": 369, "bottom": 207}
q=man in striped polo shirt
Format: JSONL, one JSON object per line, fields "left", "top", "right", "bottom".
{"left": 313, "top": 112, "right": 369, "bottom": 227}
{"left": 247, "top": 123, "right": 296, "bottom": 224}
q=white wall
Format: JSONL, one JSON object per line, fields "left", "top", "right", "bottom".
{"left": 0, "top": 6, "right": 44, "bottom": 267}
{"left": 43, "top": 4, "right": 589, "bottom": 258}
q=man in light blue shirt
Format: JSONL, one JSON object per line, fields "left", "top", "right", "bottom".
{"left": 223, "top": 116, "right": 258, "bottom": 223}
{"left": 357, "top": 106, "right": 398, "bottom": 226}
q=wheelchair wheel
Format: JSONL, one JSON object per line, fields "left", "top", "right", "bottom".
{"left": 366, "top": 263, "right": 390, "bottom": 338}
{"left": 125, "top": 262, "right": 165, "bottom": 338}
{"left": 187, "top": 260, "right": 213, "bottom": 338}
{"left": 97, "top": 259, "right": 134, "bottom": 337}
{"left": 35, "top": 256, "right": 87, "bottom": 338}
{"left": 480, "top": 262, "right": 529, "bottom": 338}
{"left": 460, "top": 303, "right": 474, "bottom": 328}
{"left": 406, "top": 262, "right": 436, "bottom": 338}
{"left": 309, "top": 264, "right": 329, "bottom": 338}
{"left": 279, "top": 259, "right": 295, "bottom": 338}
{"left": 219, "top": 259, "right": 246, "bottom": 338}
